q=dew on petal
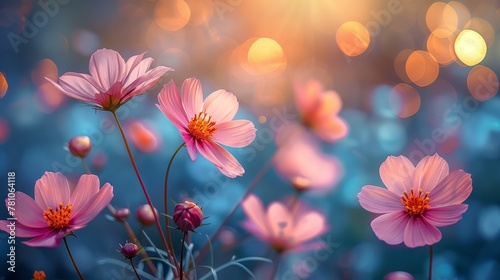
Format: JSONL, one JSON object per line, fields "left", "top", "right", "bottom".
{"left": 336, "top": 21, "right": 370, "bottom": 57}
{"left": 467, "top": 65, "right": 499, "bottom": 102}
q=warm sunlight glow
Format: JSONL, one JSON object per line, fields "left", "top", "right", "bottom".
{"left": 154, "top": 0, "right": 191, "bottom": 31}
{"left": 247, "top": 38, "right": 287, "bottom": 75}
{"left": 454, "top": 29, "right": 487, "bottom": 66}
{"left": 336, "top": 21, "right": 370, "bottom": 57}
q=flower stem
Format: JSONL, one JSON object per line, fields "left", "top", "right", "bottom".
{"left": 162, "top": 142, "right": 185, "bottom": 269}
{"left": 111, "top": 111, "right": 176, "bottom": 275}
{"left": 179, "top": 231, "right": 187, "bottom": 280}
{"left": 129, "top": 258, "right": 142, "bottom": 280}
{"left": 81, "top": 158, "right": 91, "bottom": 175}
{"left": 63, "top": 237, "right": 84, "bottom": 280}
{"left": 428, "top": 245, "right": 433, "bottom": 280}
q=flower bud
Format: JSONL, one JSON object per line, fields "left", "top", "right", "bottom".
{"left": 113, "top": 208, "right": 130, "bottom": 222}
{"left": 68, "top": 136, "right": 92, "bottom": 158}
{"left": 120, "top": 242, "right": 140, "bottom": 259}
{"left": 173, "top": 201, "right": 203, "bottom": 232}
{"left": 384, "top": 271, "right": 414, "bottom": 280}
{"left": 291, "top": 176, "right": 310, "bottom": 193}
{"left": 33, "top": 271, "right": 46, "bottom": 280}
{"left": 135, "top": 204, "right": 158, "bottom": 226}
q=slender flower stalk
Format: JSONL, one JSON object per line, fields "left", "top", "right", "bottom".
{"left": 429, "top": 245, "right": 433, "bottom": 280}
{"left": 63, "top": 237, "right": 84, "bottom": 280}
{"left": 179, "top": 231, "right": 187, "bottom": 280}
{"left": 111, "top": 111, "right": 177, "bottom": 275}
{"left": 129, "top": 258, "right": 142, "bottom": 280}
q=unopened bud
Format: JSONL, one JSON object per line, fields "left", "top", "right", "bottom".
{"left": 120, "top": 242, "right": 140, "bottom": 259}
{"left": 135, "top": 204, "right": 158, "bottom": 226}
{"left": 384, "top": 271, "right": 414, "bottom": 280}
{"left": 173, "top": 201, "right": 203, "bottom": 232}
{"left": 113, "top": 208, "right": 130, "bottom": 222}
{"left": 68, "top": 136, "right": 92, "bottom": 158}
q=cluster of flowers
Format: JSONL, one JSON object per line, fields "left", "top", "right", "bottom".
{"left": 0, "top": 49, "right": 472, "bottom": 280}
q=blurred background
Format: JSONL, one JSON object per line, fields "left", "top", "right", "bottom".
{"left": 1, "top": 0, "right": 500, "bottom": 279}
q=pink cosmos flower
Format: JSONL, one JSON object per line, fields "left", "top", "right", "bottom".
{"left": 157, "top": 77, "right": 256, "bottom": 178}
{"left": 47, "top": 48, "right": 172, "bottom": 111}
{"left": 294, "top": 79, "right": 348, "bottom": 143}
{"left": 241, "top": 194, "right": 327, "bottom": 253}
{"left": 273, "top": 131, "right": 343, "bottom": 193}
{"left": 0, "top": 172, "right": 113, "bottom": 247}
{"left": 357, "top": 154, "right": 472, "bottom": 248}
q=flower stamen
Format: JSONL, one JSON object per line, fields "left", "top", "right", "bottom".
{"left": 188, "top": 111, "right": 217, "bottom": 140}
{"left": 401, "top": 188, "right": 430, "bottom": 216}
{"left": 43, "top": 202, "right": 72, "bottom": 229}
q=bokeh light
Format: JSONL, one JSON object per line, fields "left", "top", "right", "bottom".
{"left": 426, "top": 31, "right": 455, "bottom": 65}
{"left": 126, "top": 120, "right": 160, "bottom": 153}
{"left": 185, "top": 0, "right": 213, "bottom": 26}
{"left": 247, "top": 38, "right": 287, "bottom": 75}
{"left": 389, "top": 83, "right": 421, "bottom": 118}
{"left": 394, "top": 49, "right": 413, "bottom": 83}
{"left": 467, "top": 65, "right": 499, "bottom": 102}
{"left": 31, "top": 59, "right": 58, "bottom": 86}
{"left": 336, "top": 21, "right": 370, "bottom": 57}
{"left": 405, "top": 50, "right": 439, "bottom": 87}
{"left": 0, "top": 72, "right": 7, "bottom": 98}
{"left": 0, "top": 118, "right": 10, "bottom": 144}
{"left": 454, "top": 29, "right": 487, "bottom": 66}
{"left": 465, "top": 17, "right": 495, "bottom": 47}
{"left": 425, "top": 2, "right": 458, "bottom": 38}
{"left": 154, "top": 0, "right": 191, "bottom": 31}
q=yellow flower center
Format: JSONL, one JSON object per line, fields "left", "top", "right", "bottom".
{"left": 43, "top": 202, "right": 72, "bottom": 229}
{"left": 188, "top": 111, "right": 217, "bottom": 140}
{"left": 401, "top": 188, "right": 430, "bottom": 216}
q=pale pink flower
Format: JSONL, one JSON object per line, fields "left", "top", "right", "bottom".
{"left": 241, "top": 194, "right": 327, "bottom": 253}
{"left": 47, "top": 48, "right": 173, "bottom": 111}
{"left": 294, "top": 79, "right": 348, "bottom": 143}
{"left": 0, "top": 172, "right": 113, "bottom": 247}
{"left": 357, "top": 154, "right": 472, "bottom": 248}
{"left": 273, "top": 131, "right": 343, "bottom": 193}
{"left": 157, "top": 77, "right": 256, "bottom": 178}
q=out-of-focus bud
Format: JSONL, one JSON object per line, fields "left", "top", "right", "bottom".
{"left": 33, "top": 271, "right": 46, "bottom": 280}
{"left": 384, "top": 271, "right": 414, "bottom": 280}
{"left": 113, "top": 208, "right": 130, "bottom": 222}
{"left": 68, "top": 136, "right": 92, "bottom": 158}
{"left": 120, "top": 242, "right": 141, "bottom": 259}
{"left": 173, "top": 201, "right": 203, "bottom": 232}
{"left": 135, "top": 204, "right": 158, "bottom": 226}
{"left": 291, "top": 176, "right": 311, "bottom": 193}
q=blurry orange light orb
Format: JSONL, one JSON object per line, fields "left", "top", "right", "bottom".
{"left": 467, "top": 65, "right": 498, "bottom": 102}
{"left": 336, "top": 21, "right": 370, "bottom": 57}
{"left": 389, "top": 83, "right": 421, "bottom": 118}
{"left": 154, "top": 0, "right": 191, "bottom": 31}
{"left": 0, "top": 73, "right": 7, "bottom": 98}
{"left": 454, "top": 29, "right": 487, "bottom": 66}
{"left": 247, "top": 38, "right": 286, "bottom": 75}
{"left": 405, "top": 50, "right": 439, "bottom": 87}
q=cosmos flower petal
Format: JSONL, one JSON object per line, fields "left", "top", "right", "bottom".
{"left": 291, "top": 240, "right": 328, "bottom": 253}
{"left": 125, "top": 52, "right": 147, "bottom": 73}
{"left": 203, "top": 89, "right": 239, "bottom": 123}
{"left": 89, "top": 49, "right": 126, "bottom": 90}
{"left": 403, "top": 217, "right": 442, "bottom": 248}
{"left": 294, "top": 79, "right": 322, "bottom": 115}
{"left": 0, "top": 220, "right": 50, "bottom": 238}
{"left": 34, "top": 172, "right": 70, "bottom": 209}
{"left": 293, "top": 212, "right": 328, "bottom": 245}
{"left": 316, "top": 92, "right": 343, "bottom": 116}
{"left": 181, "top": 77, "right": 203, "bottom": 119}
{"left": 212, "top": 120, "right": 256, "bottom": 147}
{"left": 182, "top": 133, "right": 198, "bottom": 161}
{"left": 197, "top": 141, "right": 244, "bottom": 178}
{"left": 69, "top": 174, "right": 100, "bottom": 217}
{"left": 380, "top": 156, "right": 415, "bottom": 195}
{"left": 23, "top": 231, "right": 63, "bottom": 248}
{"left": 429, "top": 170, "right": 472, "bottom": 208}
{"left": 357, "top": 185, "right": 405, "bottom": 213}
{"left": 241, "top": 194, "right": 269, "bottom": 237}
{"left": 157, "top": 80, "right": 189, "bottom": 129}
{"left": 71, "top": 183, "right": 114, "bottom": 226}
{"left": 241, "top": 220, "right": 270, "bottom": 241}
{"left": 267, "top": 202, "right": 293, "bottom": 238}
{"left": 314, "top": 116, "right": 349, "bottom": 142}
{"left": 370, "top": 211, "right": 408, "bottom": 245}
{"left": 424, "top": 204, "right": 468, "bottom": 227}
{"left": 412, "top": 154, "right": 449, "bottom": 193}
{"left": 52, "top": 72, "right": 100, "bottom": 101}
{"left": 123, "top": 65, "right": 172, "bottom": 97}
{"left": 10, "top": 192, "right": 46, "bottom": 228}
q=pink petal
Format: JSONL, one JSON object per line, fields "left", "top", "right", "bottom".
{"left": 196, "top": 141, "right": 244, "bottom": 178}
{"left": 212, "top": 120, "right": 256, "bottom": 147}
{"left": 125, "top": 52, "right": 146, "bottom": 73}
{"left": 55, "top": 73, "right": 101, "bottom": 101}
{"left": 34, "top": 172, "right": 70, "bottom": 209}
{"left": 71, "top": 183, "right": 113, "bottom": 226}
{"left": 412, "top": 154, "right": 449, "bottom": 193}
{"left": 371, "top": 211, "right": 408, "bottom": 245}
{"left": 11, "top": 192, "right": 47, "bottom": 228}
{"left": 69, "top": 174, "right": 100, "bottom": 217}
{"left": 424, "top": 204, "right": 468, "bottom": 227}
{"left": 124, "top": 65, "right": 172, "bottom": 97}
{"left": 203, "top": 90, "right": 238, "bottom": 123}
{"left": 182, "top": 134, "right": 198, "bottom": 161}
{"left": 266, "top": 202, "right": 293, "bottom": 238}
{"left": 181, "top": 78, "right": 203, "bottom": 119}
{"left": 241, "top": 194, "right": 269, "bottom": 238}
{"left": 241, "top": 220, "right": 270, "bottom": 242}
{"left": 429, "top": 170, "right": 472, "bottom": 208}
{"left": 291, "top": 240, "right": 327, "bottom": 253}
{"left": 0, "top": 220, "right": 50, "bottom": 238}
{"left": 292, "top": 212, "right": 327, "bottom": 245}
{"left": 357, "top": 185, "right": 405, "bottom": 214}
{"left": 89, "top": 49, "right": 126, "bottom": 90}
{"left": 23, "top": 231, "right": 63, "bottom": 248}
{"left": 157, "top": 80, "right": 188, "bottom": 130}
{"left": 122, "top": 56, "right": 153, "bottom": 89}
{"left": 403, "top": 217, "right": 442, "bottom": 248}
{"left": 315, "top": 91, "right": 343, "bottom": 117}
{"left": 379, "top": 156, "right": 415, "bottom": 195}
{"left": 294, "top": 79, "right": 322, "bottom": 115}
{"left": 314, "top": 116, "right": 349, "bottom": 143}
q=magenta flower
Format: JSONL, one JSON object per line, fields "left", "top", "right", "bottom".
{"left": 357, "top": 154, "right": 472, "bottom": 248}
{"left": 47, "top": 48, "right": 172, "bottom": 111}
{"left": 173, "top": 201, "right": 204, "bottom": 232}
{"left": 294, "top": 79, "right": 348, "bottom": 143}
{"left": 157, "top": 77, "right": 256, "bottom": 178}
{"left": 0, "top": 172, "right": 113, "bottom": 247}
{"left": 241, "top": 194, "right": 327, "bottom": 253}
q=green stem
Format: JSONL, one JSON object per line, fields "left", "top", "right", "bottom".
{"left": 179, "top": 231, "right": 187, "bottom": 280}
{"left": 163, "top": 142, "right": 185, "bottom": 269}
{"left": 111, "top": 111, "right": 176, "bottom": 276}
{"left": 428, "top": 245, "right": 433, "bottom": 280}
{"left": 129, "top": 258, "right": 142, "bottom": 280}
{"left": 63, "top": 237, "right": 84, "bottom": 280}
